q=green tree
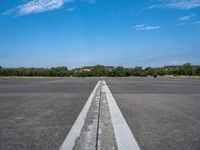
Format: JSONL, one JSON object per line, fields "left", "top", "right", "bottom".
{"left": 147, "top": 68, "right": 157, "bottom": 77}
{"left": 131, "top": 67, "right": 143, "bottom": 76}
{"left": 196, "top": 66, "right": 200, "bottom": 75}
{"left": 179, "top": 63, "right": 194, "bottom": 75}
{"left": 0, "top": 66, "right": 2, "bottom": 76}
{"left": 124, "top": 68, "right": 131, "bottom": 77}
{"left": 91, "top": 65, "right": 106, "bottom": 77}
{"left": 157, "top": 68, "right": 168, "bottom": 76}
{"left": 114, "top": 66, "right": 125, "bottom": 77}
{"left": 50, "top": 66, "right": 69, "bottom": 77}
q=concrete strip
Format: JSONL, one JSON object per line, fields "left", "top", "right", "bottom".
{"left": 98, "top": 88, "right": 118, "bottom": 150}
{"left": 59, "top": 81, "right": 101, "bottom": 150}
{"left": 102, "top": 80, "right": 140, "bottom": 150}
{"left": 72, "top": 81, "right": 102, "bottom": 150}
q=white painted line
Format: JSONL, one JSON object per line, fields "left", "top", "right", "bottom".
{"left": 102, "top": 80, "right": 140, "bottom": 150}
{"left": 60, "top": 81, "right": 101, "bottom": 150}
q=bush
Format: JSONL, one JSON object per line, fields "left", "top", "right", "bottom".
{"left": 0, "top": 63, "right": 199, "bottom": 77}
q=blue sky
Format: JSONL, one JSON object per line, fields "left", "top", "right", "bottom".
{"left": 0, "top": 0, "right": 200, "bottom": 68}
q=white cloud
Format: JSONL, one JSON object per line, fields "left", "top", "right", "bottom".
{"left": 133, "top": 24, "right": 160, "bottom": 31}
{"left": 1, "top": 8, "right": 17, "bottom": 16}
{"left": 179, "top": 14, "right": 196, "bottom": 22}
{"left": 3, "top": 0, "right": 73, "bottom": 16}
{"left": 19, "top": 0, "right": 73, "bottom": 15}
{"left": 66, "top": 7, "right": 76, "bottom": 12}
{"left": 179, "top": 15, "right": 192, "bottom": 21}
{"left": 3, "top": 0, "right": 96, "bottom": 16}
{"left": 149, "top": 0, "right": 200, "bottom": 10}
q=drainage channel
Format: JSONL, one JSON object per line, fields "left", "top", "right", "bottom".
{"left": 95, "top": 81, "right": 102, "bottom": 150}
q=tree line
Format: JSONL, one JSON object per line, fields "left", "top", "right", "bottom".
{"left": 0, "top": 63, "right": 200, "bottom": 77}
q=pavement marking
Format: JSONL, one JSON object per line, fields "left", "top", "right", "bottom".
{"left": 102, "top": 80, "right": 141, "bottom": 150}
{"left": 60, "top": 80, "right": 140, "bottom": 150}
{"left": 59, "top": 81, "right": 101, "bottom": 150}
{"left": 98, "top": 86, "right": 118, "bottom": 150}
{"left": 72, "top": 81, "right": 102, "bottom": 150}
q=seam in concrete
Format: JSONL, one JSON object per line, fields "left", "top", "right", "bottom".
{"left": 102, "top": 80, "right": 141, "bottom": 150}
{"left": 96, "top": 81, "right": 102, "bottom": 150}
{"left": 72, "top": 82, "right": 101, "bottom": 150}
{"left": 98, "top": 87, "right": 118, "bottom": 150}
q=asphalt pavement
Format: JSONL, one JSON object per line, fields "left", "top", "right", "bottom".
{"left": 0, "top": 78, "right": 98, "bottom": 150}
{"left": 0, "top": 77, "right": 200, "bottom": 150}
{"left": 105, "top": 77, "right": 200, "bottom": 150}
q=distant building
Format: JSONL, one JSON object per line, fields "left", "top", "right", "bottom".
{"left": 163, "top": 65, "right": 181, "bottom": 71}
{"left": 163, "top": 65, "right": 200, "bottom": 71}
{"left": 74, "top": 66, "right": 114, "bottom": 72}
{"left": 81, "top": 66, "right": 96, "bottom": 72}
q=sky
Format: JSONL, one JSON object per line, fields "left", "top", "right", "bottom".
{"left": 0, "top": 0, "right": 200, "bottom": 68}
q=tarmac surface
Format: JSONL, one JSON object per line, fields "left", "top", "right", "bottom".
{"left": 0, "top": 77, "right": 200, "bottom": 150}
{"left": 0, "top": 78, "right": 98, "bottom": 150}
{"left": 106, "top": 77, "right": 200, "bottom": 150}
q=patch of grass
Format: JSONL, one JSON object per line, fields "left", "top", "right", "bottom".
{"left": 161, "top": 75, "right": 200, "bottom": 79}
{"left": 0, "top": 76, "right": 71, "bottom": 79}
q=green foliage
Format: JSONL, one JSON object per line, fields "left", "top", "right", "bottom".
{"left": 130, "top": 67, "right": 144, "bottom": 76}
{"left": 179, "top": 63, "right": 194, "bottom": 75}
{"left": 0, "top": 66, "right": 70, "bottom": 77}
{"left": 147, "top": 68, "right": 157, "bottom": 76}
{"left": 91, "top": 65, "right": 107, "bottom": 77}
{"left": 0, "top": 63, "right": 200, "bottom": 77}
{"left": 50, "top": 66, "right": 70, "bottom": 77}
{"left": 196, "top": 66, "right": 200, "bottom": 75}
{"left": 113, "top": 66, "right": 125, "bottom": 77}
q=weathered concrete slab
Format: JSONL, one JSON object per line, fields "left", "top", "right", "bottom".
{"left": 72, "top": 82, "right": 102, "bottom": 150}
{"left": 98, "top": 89, "right": 117, "bottom": 150}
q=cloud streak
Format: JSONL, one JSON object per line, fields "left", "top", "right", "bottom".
{"left": 66, "top": 7, "right": 76, "bottom": 12}
{"left": 133, "top": 24, "right": 160, "bottom": 31}
{"left": 3, "top": 0, "right": 95, "bottom": 16}
{"left": 179, "top": 15, "right": 192, "bottom": 21}
{"left": 3, "top": 0, "right": 73, "bottom": 16}
{"left": 149, "top": 0, "right": 200, "bottom": 10}
{"left": 177, "top": 14, "right": 198, "bottom": 25}
{"left": 19, "top": 0, "right": 73, "bottom": 15}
